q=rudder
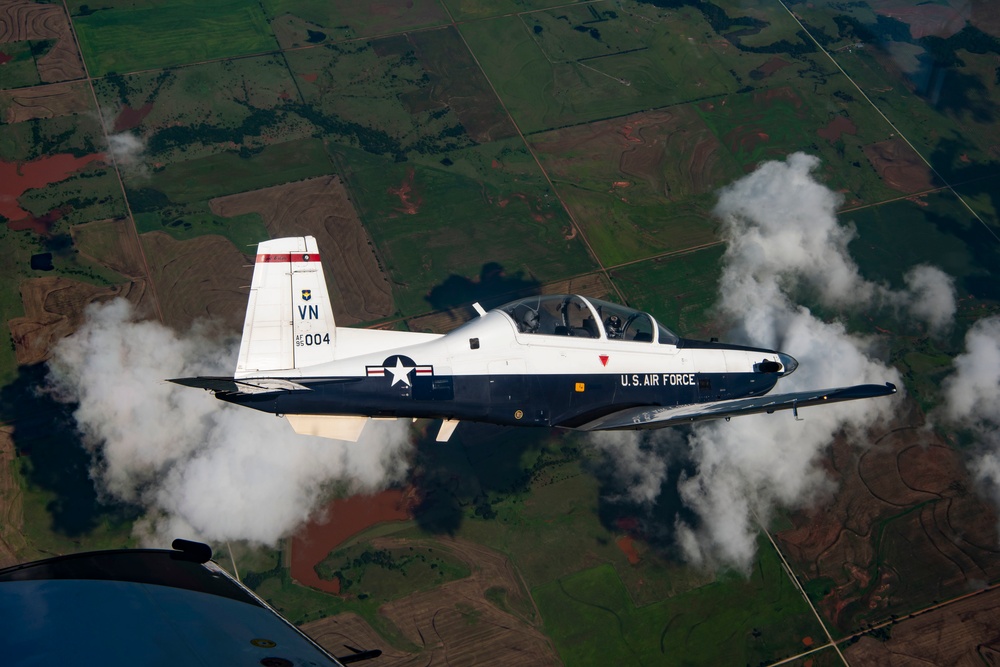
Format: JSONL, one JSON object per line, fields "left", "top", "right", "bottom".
{"left": 235, "top": 236, "right": 336, "bottom": 378}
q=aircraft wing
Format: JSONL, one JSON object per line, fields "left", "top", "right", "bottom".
{"left": 576, "top": 382, "right": 897, "bottom": 431}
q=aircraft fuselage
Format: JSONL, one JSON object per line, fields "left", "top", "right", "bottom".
{"left": 219, "top": 310, "right": 786, "bottom": 430}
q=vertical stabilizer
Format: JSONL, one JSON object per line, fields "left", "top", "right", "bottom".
{"left": 235, "top": 236, "right": 336, "bottom": 378}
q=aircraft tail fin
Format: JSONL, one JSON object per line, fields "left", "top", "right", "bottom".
{"left": 235, "top": 236, "right": 336, "bottom": 378}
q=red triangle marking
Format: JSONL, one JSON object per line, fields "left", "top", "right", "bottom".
{"left": 599, "top": 355, "right": 609, "bottom": 367}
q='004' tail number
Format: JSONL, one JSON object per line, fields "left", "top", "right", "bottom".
{"left": 296, "top": 333, "right": 330, "bottom": 347}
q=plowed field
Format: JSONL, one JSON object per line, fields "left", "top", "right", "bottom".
{"left": 210, "top": 176, "right": 394, "bottom": 325}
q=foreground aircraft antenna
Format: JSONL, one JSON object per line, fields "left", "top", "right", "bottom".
{"left": 170, "top": 236, "right": 897, "bottom": 442}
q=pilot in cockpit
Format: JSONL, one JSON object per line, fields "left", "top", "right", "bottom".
{"left": 521, "top": 308, "right": 539, "bottom": 334}
{"left": 605, "top": 314, "right": 622, "bottom": 339}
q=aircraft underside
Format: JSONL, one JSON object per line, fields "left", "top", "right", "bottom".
{"left": 217, "top": 370, "right": 780, "bottom": 429}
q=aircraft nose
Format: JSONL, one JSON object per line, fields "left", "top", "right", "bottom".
{"left": 778, "top": 353, "right": 798, "bottom": 376}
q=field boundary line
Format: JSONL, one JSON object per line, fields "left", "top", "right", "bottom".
{"left": 59, "top": 0, "right": 165, "bottom": 324}
{"left": 754, "top": 512, "right": 850, "bottom": 667}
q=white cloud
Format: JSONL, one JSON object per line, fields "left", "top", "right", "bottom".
{"left": 938, "top": 316, "right": 1000, "bottom": 524}
{"left": 593, "top": 153, "right": 923, "bottom": 571}
{"left": 105, "top": 131, "right": 148, "bottom": 178}
{"left": 47, "top": 299, "right": 412, "bottom": 547}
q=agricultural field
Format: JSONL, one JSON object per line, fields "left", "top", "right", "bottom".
{"left": 534, "top": 543, "right": 822, "bottom": 666}
{"left": 263, "top": 0, "right": 449, "bottom": 47}
{"left": 68, "top": 0, "right": 277, "bottom": 77}
{"left": 0, "top": 0, "right": 85, "bottom": 86}
{"left": 530, "top": 107, "right": 739, "bottom": 265}
{"left": 776, "top": 425, "right": 1000, "bottom": 635}
{"left": 331, "top": 141, "right": 596, "bottom": 317}
{"left": 2, "top": 0, "right": 1000, "bottom": 665}
{"left": 611, "top": 244, "right": 727, "bottom": 339}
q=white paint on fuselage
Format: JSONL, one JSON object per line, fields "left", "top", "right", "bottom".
{"left": 240, "top": 310, "right": 782, "bottom": 382}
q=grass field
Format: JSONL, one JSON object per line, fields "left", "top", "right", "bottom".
{"left": 263, "top": 0, "right": 448, "bottom": 46}
{"left": 412, "top": 428, "right": 714, "bottom": 608}
{"left": 71, "top": 0, "right": 278, "bottom": 76}
{"left": 124, "top": 138, "right": 329, "bottom": 246}
{"left": 251, "top": 555, "right": 417, "bottom": 649}
{"left": 0, "top": 41, "right": 42, "bottom": 90}
{"left": 442, "top": 0, "right": 581, "bottom": 21}
{"left": 18, "top": 170, "right": 125, "bottom": 227}
{"left": 285, "top": 36, "right": 474, "bottom": 157}
{"left": 315, "top": 543, "right": 471, "bottom": 600}
{"left": 459, "top": 11, "right": 732, "bottom": 134}
{"left": 694, "top": 77, "right": 903, "bottom": 205}
{"left": 844, "top": 190, "right": 1000, "bottom": 405}
{"left": 133, "top": 208, "right": 268, "bottom": 250}
{"left": 530, "top": 105, "right": 741, "bottom": 265}
{"left": 845, "top": 191, "right": 1000, "bottom": 306}
{"left": 92, "top": 55, "right": 313, "bottom": 170}
{"left": 955, "top": 173, "right": 1000, "bottom": 233}
{"left": 533, "top": 539, "right": 823, "bottom": 666}
{"left": 0, "top": 220, "right": 129, "bottom": 384}
{"left": 285, "top": 26, "right": 512, "bottom": 155}
{"left": 135, "top": 138, "right": 332, "bottom": 203}
{"left": 800, "top": 4, "right": 1000, "bottom": 184}
{"left": 611, "top": 245, "right": 727, "bottom": 339}
{"left": 332, "top": 141, "right": 597, "bottom": 317}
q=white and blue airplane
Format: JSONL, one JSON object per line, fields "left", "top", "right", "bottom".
{"left": 172, "top": 236, "right": 896, "bottom": 442}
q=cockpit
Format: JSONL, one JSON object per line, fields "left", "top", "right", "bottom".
{"left": 498, "top": 295, "right": 679, "bottom": 345}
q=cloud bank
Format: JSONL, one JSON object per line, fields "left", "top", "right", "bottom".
{"left": 939, "top": 315, "right": 1000, "bottom": 524}
{"left": 593, "top": 153, "right": 959, "bottom": 571}
{"left": 47, "top": 299, "right": 412, "bottom": 547}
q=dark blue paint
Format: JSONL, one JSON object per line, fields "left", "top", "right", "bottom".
{"left": 219, "top": 370, "right": 780, "bottom": 429}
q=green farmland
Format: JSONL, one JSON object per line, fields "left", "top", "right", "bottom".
{"left": 71, "top": 0, "right": 277, "bottom": 76}
{"left": 534, "top": 541, "right": 822, "bottom": 666}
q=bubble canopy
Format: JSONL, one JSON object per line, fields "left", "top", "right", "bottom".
{"left": 497, "top": 295, "right": 679, "bottom": 344}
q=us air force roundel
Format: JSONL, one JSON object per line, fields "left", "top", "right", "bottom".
{"left": 365, "top": 355, "right": 433, "bottom": 387}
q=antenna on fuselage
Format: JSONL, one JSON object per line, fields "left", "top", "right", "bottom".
{"left": 472, "top": 302, "right": 487, "bottom": 317}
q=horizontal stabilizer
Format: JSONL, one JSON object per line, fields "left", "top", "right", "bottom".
{"left": 577, "top": 382, "right": 897, "bottom": 431}
{"left": 168, "top": 377, "right": 311, "bottom": 394}
{"left": 168, "top": 377, "right": 240, "bottom": 393}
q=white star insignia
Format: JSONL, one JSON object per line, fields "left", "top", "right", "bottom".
{"left": 387, "top": 357, "right": 414, "bottom": 387}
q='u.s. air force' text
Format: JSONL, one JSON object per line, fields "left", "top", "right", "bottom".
{"left": 621, "top": 373, "right": 696, "bottom": 387}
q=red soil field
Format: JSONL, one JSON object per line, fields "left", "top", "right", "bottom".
{"left": 615, "top": 535, "right": 641, "bottom": 565}
{"left": 873, "top": 2, "right": 965, "bottom": 39}
{"left": 9, "top": 276, "right": 142, "bottom": 365}
{"left": 290, "top": 488, "right": 416, "bottom": 595}
{"left": 776, "top": 422, "right": 1000, "bottom": 633}
{"left": 387, "top": 167, "right": 420, "bottom": 215}
{"left": 753, "top": 57, "right": 792, "bottom": 78}
{"left": 863, "top": 138, "right": 937, "bottom": 193}
{"left": 756, "top": 86, "right": 803, "bottom": 109}
{"left": 113, "top": 103, "right": 154, "bottom": 132}
{"left": 0, "top": 153, "right": 105, "bottom": 224}
{"left": 817, "top": 116, "right": 858, "bottom": 143}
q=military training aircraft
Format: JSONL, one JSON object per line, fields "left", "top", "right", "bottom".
{"left": 172, "top": 236, "right": 896, "bottom": 442}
